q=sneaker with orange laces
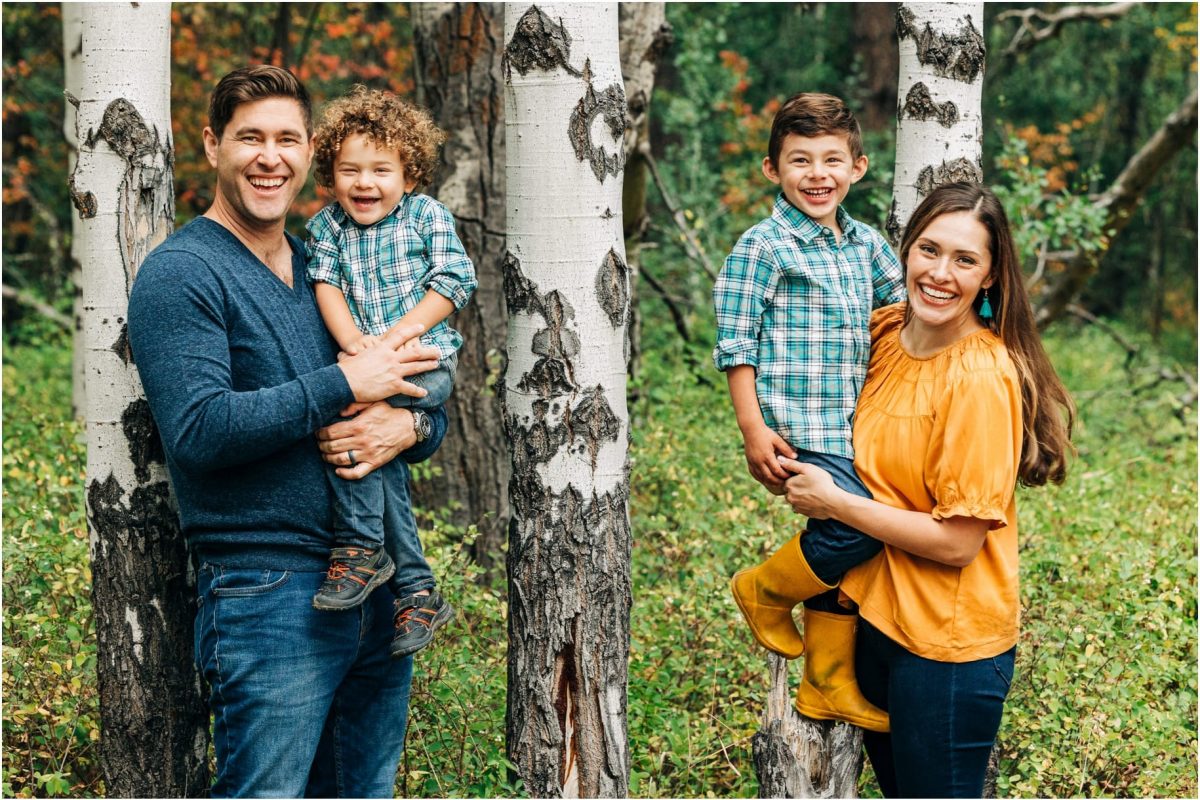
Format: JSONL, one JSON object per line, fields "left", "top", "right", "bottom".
{"left": 312, "top": 546, "right": 395, "bottom": 611}
{"left": 391, "top": 590, "right": 454, "bottom": 657}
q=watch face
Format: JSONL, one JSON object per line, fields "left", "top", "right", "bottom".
{"left": 415, "top": 410, "right": 431, "bottom": 442}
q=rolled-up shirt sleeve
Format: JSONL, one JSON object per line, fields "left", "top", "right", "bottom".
{"left": 871, "top": 234, "right": 906, "bottom": 307}
{"left": 713, "top": 232, "right": 778, "bottom": 370}
{"left": 420, "top": 201, "right": 476, "bottom": 310}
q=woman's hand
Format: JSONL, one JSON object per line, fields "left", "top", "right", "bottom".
{"left": 778, "top": 457, "right": 845, "bottom": 520}
{"left": 316, "top": 403, "right": 417, "bottom": 480}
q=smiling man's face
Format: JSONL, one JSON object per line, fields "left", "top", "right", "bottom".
{"left": 203, "top": 96, "right": 312, "bottom": 231}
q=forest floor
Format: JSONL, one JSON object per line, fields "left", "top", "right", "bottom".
{"left": 2, "top": 313, "right": 1196, "bottom": 798}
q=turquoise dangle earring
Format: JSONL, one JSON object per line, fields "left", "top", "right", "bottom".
{"left": 979, "top": 288, "right": 994, "bottom": 321}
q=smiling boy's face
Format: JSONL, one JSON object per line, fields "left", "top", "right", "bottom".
{"left": 332, "top": 133, "right": 416, "bottom": 226}
{"left": 762, "top": 132, "right": 868, "bottom": 230}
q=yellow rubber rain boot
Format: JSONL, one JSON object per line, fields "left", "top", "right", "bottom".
{"left": 730, "top": 533, "right": 835, "bottom": 659}
{"left": 794, "top": 608, "right": 890, "bottom": 733}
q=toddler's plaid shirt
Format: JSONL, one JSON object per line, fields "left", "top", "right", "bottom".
{"left": 713, "top": 194, "right": 905, "bottom": 459}
{"left": 306, "top": 193, "right": 477, "bottom": 360}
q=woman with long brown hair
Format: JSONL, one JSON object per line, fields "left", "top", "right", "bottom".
{"left": 779, "top": 181, "right": 1074, "bottom": 796}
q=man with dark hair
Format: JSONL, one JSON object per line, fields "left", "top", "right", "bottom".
{"left": 128, "top": 65, "right": 443, "bottom": 797}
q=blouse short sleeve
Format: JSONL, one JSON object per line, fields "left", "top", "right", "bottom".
{"left": 925, "top": 358, "right": 1023, "bottom": 529}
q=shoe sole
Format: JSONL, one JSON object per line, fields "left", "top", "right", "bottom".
{"left": 730, "top": 570, "right": 805, "bottom": 659}
{"left": 311, "top": 559, "right": 396, "bottom": 611}
{"left": 390, "top": 602, "right": 455, "bottom": 658}
{"left": 794, "top": 698, "right": 891, "bottom": 734}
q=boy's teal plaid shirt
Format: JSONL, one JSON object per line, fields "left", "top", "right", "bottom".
{"left": 712, "top": 194, "right": 906, "bottom": 459}
{"left": 306, "top": 192, "right": 477, "bottom": 360}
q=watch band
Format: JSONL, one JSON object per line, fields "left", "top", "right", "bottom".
{"left": 412, "top": 409, "right": 431, "bottom": 443}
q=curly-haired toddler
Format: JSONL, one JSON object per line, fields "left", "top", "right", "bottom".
{"left": 305, "top": 86, "right": 476, "bottom": 658}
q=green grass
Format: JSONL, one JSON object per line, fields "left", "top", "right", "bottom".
{"left": 2, "top": 313, "right": 1196, "bottom": 797}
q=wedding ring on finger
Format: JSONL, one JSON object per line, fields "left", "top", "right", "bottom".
{"left": 347, "top": 450, "right": 357, "bottom": 467}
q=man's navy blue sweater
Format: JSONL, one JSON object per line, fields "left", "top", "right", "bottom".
{"left": 128, "top": 217, "right": 445, "bottom": 570}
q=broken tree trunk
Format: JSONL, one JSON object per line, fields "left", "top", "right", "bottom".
{"left": 411, "top": 1, "right": 511, "bottom": 570}
{"left": 502, "top": 4, "right": 632, "bottom": 796}
{"left": 888, "top": 1, "right": 986, "bottom": 244}
{"left": 73, "top": 3, "right": 209, "bottom": 795}
{"left": 753, "top": 654, "right": 865, "bottom": 798}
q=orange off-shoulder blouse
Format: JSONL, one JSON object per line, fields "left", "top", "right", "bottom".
{"left": 839, "top": 303, "right": 1024, "bottom": 662}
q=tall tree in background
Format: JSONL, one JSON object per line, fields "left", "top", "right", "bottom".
{"left": 617, "top": 1, "right": 670, "bottom": 385}
{"left": 502, "top": 4, "right": 631, "bottom": 795}
{"left": 852, "top": 3, "right": 899, "bottom": 132}
{"left": 412, "top": 2, "right": 510, "bottom": 567}
{"left": 63, "top": 2, "right": 85, "bottom": 418}
{"left": 72, "top": 3, "right": 207, "bottom": 794}
{"left": 888, "top": 1, "right": 986, "bottom": 243}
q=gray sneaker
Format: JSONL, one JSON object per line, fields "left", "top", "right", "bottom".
{"left": 391, "top": 591, "right": 454, "bottom": 657}
{"left": 312, "top": 547, "right": 395, "bottom": 611}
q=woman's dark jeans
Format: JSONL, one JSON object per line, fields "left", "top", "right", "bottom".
{"left": 856, "top": 619, "right": 1016, "bottom": 798}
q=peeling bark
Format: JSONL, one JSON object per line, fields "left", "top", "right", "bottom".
{"left": 75, "top": 4, "right": 208, "bottom": 795}
{"left": 890, "top": 2, "right": 985, "bottom": 244}
{"left": 504, "top": 5, "right": 630, "bottom": 796}
{"left": 411, "top": 3, "right": 510, "bottom": 569}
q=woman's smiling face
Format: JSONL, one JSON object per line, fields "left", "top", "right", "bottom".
{"left": 904, "top": 210, "right": 995, "bottom": 345}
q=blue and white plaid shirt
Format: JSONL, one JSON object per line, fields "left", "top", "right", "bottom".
{"left": 306, "top": 193, "right": 476, "bottom": 360}
{"left": 713, "top": 194, "right": 906, "bottom": 458}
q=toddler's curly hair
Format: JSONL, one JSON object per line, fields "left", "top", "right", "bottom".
{"left": 313, "top": 86, "right": 445, "bottom": 190}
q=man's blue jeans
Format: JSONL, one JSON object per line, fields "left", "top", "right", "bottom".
{"left": 791, "top": 448, "right": 883, "bottom": 613}
{"left": 195, "top": 563, "right": 414, "bottom": 797}
{"left": 327, "top": 359, "right": 454, "bottom": 595}
{"left": 856, "top": 619, "right": 1016, "bottom": 798}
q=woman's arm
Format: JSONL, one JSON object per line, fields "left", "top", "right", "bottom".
{"left": 780, "top": 458, "right": 989, "bottom": 568}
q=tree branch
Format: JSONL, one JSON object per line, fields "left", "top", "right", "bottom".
{"left": 642, "top": 147, "right": 718, "bottom": 282}
{"left": 1034, "top": 87, "right": 1198, "bottom": 328}
{"left": 638, "top": 261, "right": 691, "bottom": 343}
{"left": 2, "top": 284, "right": 72, "bottom": 329}
{"left": 998, "top": 3, "right": 1136, "bottom": 58}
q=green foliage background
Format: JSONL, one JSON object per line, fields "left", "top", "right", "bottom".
{"left": 3, "top": 2, "right": 1197, "bottom": 798}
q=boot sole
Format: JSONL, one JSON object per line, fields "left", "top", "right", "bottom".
{"left": 794, "top": 698, "right": 890, "bottom": 734}
{"left": 312, "top": 559, "right": 396, "bottom": 611}
{"left": 390, "top": 602, "right": 455, "bottom": 658}
{"left": 730, "top": 570, "right": 805, "bottom": 659}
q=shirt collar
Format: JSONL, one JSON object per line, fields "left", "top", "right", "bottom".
{"left": 771, "top": 193, "right": 862, "bottom": 243}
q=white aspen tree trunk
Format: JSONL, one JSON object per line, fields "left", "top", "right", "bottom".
{"left": 64, "top": 2, "right": 86, "bottom": 419}
{"left": 502, "top": 4, "right": 631, "bottom": 796}
{"left": 72, "top": 4, "right": 209, "bottom": 795}
{"left": 411, "top": 2, "right": 511, "bottom": 571}
{"left": 887, "top": 1, "right": 986, "bottom": 244}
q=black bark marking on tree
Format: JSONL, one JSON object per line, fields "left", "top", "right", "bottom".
{"left": 898, "top": 12, "right": 986, "bottom": 84}
{"left": 885, "top": 198, "right": 903, "bottom": 245}
{"left": 903, "top": 82, "right": 959, "bottom": 127}
{"left": 644, "top": 22, "right": 675, "bottom": 63}
{"left": 896, "top": 5, "right": 918, "bottom": 40}
{"left": 595, "top": 248, "right": 628, "bottom": 327}
{"left": 85, "top": 98, "right": 157, "bottom": 158}
{"left": 504, "top": 5, "right": 581, "bottom": 78}
{"left": 111, "top": 322, "right": 132, "bottom": 364}
{"left": 121, "top": 398, "right": 165, "bottom": 484}
{"left": 504, "top": 251, "right": 544, "bottom": 317}
{"left": 87, "top": 473, "right": 207, "bottom": 795}
{"left": 915, "top": 156, "right": 984, "bottom": 198}
{"left": 568, "top": 60, "right": 627, "bottom": 183}
{"left": 568, "top": 386, "right": 620, "bottom": 469}
{"left": 69, "top": 173, "right": 98, "bottom": 219}
{"left": 520, "top": 291, "right": 580, "bottom": 396}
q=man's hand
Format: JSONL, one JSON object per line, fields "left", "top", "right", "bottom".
{"left": 317, "top": 403, "right": 418, "bottom": 479}
{"left": 741, "top": 422, "right": 796, "bottom": 492}
{"left": 337, "top": 322, "right": 439, "bottom": 403}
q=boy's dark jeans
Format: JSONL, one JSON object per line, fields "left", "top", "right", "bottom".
{"left": 791, "top": 448, "right": 883, "bottom": 613}
{"left": 327, "top": 358, "right": 455, "bottom": 596}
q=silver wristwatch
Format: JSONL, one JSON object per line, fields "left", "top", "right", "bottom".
{"left": 412, "top": 409, "right": 432, "bottom": 444}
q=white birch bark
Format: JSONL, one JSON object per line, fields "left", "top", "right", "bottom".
{"left": 63, "top": 1, "right": 85, "bottom": 418}
{"left": 888, "top": 1, "right": 986, "bottom": 243}
{"left": 73, "top": 3, "right": 209, "bottom": 794}
{"left": 503, "top": 4, "right": 631, "bottom": 796}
